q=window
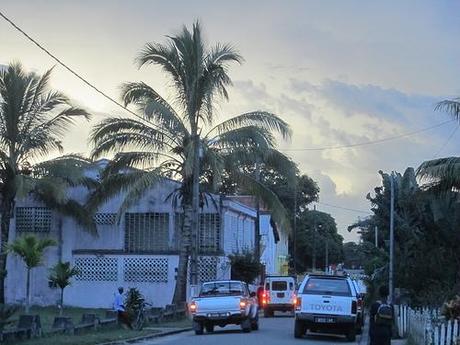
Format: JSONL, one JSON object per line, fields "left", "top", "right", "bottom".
{"left": 199, "top": 213, "right": 220, "bottom": 252}
{"left": 16, "top": 207, "right": 52, "bottom": 233}
{"left": 175, "top": 213, "right": 221, "bottom": 252}
{"left": 199, "top": 281, "right": 244, "bottom": 297}
{"left": 272, "top": 281, "right": 288, "bottom": 291}
{"left": 124, "top": 213, "right": 169, "bottom": 252}
{"left": 303, "top": 278, "right": 351, "bottom": 297}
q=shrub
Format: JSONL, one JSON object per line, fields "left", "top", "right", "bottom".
{"left": 442, "top": 295, "right": 460, "bottom": 320}
{"left": 228, "top": 251, "right": 261, "bottom": 284}
{"left": 125, "top": 288, "right": 144, "bottom": 321}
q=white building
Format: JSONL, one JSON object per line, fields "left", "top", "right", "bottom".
{"left": 259, "top": 213, "right": 289, "bottom": 276}
{"left": 6, "top": 161, "right": 258, "bottom": 308}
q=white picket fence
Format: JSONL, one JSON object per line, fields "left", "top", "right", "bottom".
{"left": 397, "top": 305, "right": 460, "bottom": 345}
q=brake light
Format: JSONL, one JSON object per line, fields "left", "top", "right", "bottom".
{"left": 295, "top": 297, "right": 302, "bottom": 310}
{"left": 261, "top": 291, "right": 270, "bottom": 305}
{"left": 351, "top": 300, "right": 357, "bottom": 314}
{"left": 189, "top": 301, "right": 197, "bottom": 314}
{"left": 291, "top": 293, "right": 297, "bottom": 305}
{"left": 240, "top": 299, "right": 247, "bottom": 309}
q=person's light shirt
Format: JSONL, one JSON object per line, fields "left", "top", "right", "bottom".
{"left": 113, "top": 292, "right": 124, "bottom": 312}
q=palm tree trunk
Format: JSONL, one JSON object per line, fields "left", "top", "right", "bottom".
{"left": 60, "top": 288, "right": 64, "bottom": 316}
{"left": 172, "top": 205, "right": 192, "bottom": 304}
{"left": 0, "top": 196, "right": 14, "bottom": 304}
{"left": 26, "top": 268, "right": 31, "bottom": 314}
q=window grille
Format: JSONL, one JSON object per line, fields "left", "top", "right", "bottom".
{"left": 124, "top": 213, "right": 169, "bottom": 252}
{"left": 74, "top": 257, "right": 118, "bottom": 281}
{"left": 198, "top": 256, "right": 218, "bottom": 283}
{"left": 94, "top": 213, "right": 116, "bottom": 225}
{"left": 123, "top": 257, "right": 168, "bottom": 283}
{"left": 16, "top": 207, "right": 52, "bottom": 233}
{"left": 175, "top": 213, "right": 220, "bottom": 252}
{"left": 199, "top": 214, "right": 221, "bottom": 252}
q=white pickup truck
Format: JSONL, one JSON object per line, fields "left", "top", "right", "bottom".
{"left": 294, "top": 274, "right": 358, "bottom": 341}
{"left": 190, "top": 280, "right": 259, "bottom": 335}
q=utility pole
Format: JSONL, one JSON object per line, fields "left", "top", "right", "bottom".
{"left": 375, "top": 226, "right": 378, "bottom": 248}
{"left": 254, "top": 160, "right": 261, "bottom": 277}
{"left": 312, "top": 205, "right": 317, "bottom": 272}
{"left": 293, "top": 182, "right": 297, "bottom": 275}
{"left": 389, "top": 172, "right": 395, "bottom": 304}
{"left": 325, "top": 239, "right": 329, "bottom": 273}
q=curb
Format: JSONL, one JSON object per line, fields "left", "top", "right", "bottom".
{"left": 96, "top": 327, "right": 192, "bottom": 345}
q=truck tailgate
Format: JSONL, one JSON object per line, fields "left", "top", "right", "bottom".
{"left": 301, "top": 295, "right": 352, "bottom": 316}
{"left": 194, "top": 296, "right": 241, "bottom": 313}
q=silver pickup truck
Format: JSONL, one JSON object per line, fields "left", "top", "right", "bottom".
{"left": 189, "top": 280, "right": 259, "bottom": 335}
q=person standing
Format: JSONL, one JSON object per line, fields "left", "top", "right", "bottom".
{"left": 113, "top": 287, "right": 133, "bottom": 329}
{"left": 369, "top": 285, "right": 393, "bottom": 345}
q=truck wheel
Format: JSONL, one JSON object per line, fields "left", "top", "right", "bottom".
{"left": 356, "top": 326, "right": 362, "bottom": 335}
{"left": 294, "top": 319, "right": 306, "bottom": 338}
{"left": 205, "top": 323, "right": 214, "bottom": 333}
{"left": 346, "top": 329, "right": 356, "bottom": 342}
{"left": 241, "top": 318, "right": 252, "bottom": 333}
{"left": 263, "top": 309, "right": 270, "bottom": 318}
{"left": 193, "top": 321, "right": 204, "bottom": 335}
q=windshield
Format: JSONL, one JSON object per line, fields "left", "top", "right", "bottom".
{"left": 199, "top": 282, "right": 244, "bottom": 297}
{"left": 303, "top": 278, "right": 351, "bottom": 297}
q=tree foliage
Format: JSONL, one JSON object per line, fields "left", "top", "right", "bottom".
{"left": 229, "top": 251, "right": 261, "bottom": 284}
{"left": 350, "top": 168, "right": 460, "bottom": 306}
{"left": 292, "top": 209, "right": 343, "bottom": 273}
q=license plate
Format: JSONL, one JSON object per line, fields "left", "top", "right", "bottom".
{"left": 277, "top": 293, "right": 285, "bottom": 298}
{"left": 210, "top": 313, "right": 227, "bottom": 318}
{"left": 315, "top": 317, "right": 336, "bottom": 323}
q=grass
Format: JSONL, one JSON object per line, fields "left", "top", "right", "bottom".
{"left": 5, "top": 306, "right": 192, "bottom": 345}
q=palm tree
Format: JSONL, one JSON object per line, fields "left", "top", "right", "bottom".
{"left": 48, "top": 261, "right": 79, "bottom": 315}
{"left": 7, "top": 234, "right": 56, "bottom": 313}
{"left": 90, "top": 21, "right": 295, "bottom": 303}
{"left": 0, "top": 62, "right": 94, "bottom": 303}
{"left": 417, "top": 98, "right": 460, "bottom": 190}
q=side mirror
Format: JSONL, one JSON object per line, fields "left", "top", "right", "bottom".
{"left": 250, "top": 292, "right": 256, "bottom": 298}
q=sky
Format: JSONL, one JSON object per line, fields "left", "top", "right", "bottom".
{"left": 1, "top": 0, "right": 460, "bottom": 242}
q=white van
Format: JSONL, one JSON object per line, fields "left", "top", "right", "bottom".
{"left": 262, "top": 276, "right": 297, "bottom": 317}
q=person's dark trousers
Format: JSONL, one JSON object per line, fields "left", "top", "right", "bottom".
{"left": 370, "top": 326, "right": 391, "bottom": 345}
{"left": 117, "top": 311, "right": 133, "bottom": 329}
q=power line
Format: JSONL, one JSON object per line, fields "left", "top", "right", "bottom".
{"left": 0, "top": 9, "right": 160, "bottom": 128}
{"left": 315, "top": 201, "right": 372, "bottom": 215}
{"left": 433, "top": 125, "right": 458, "bottom": 158}
{"left": 281, "top": 120, "right": 454, "bottom": 152}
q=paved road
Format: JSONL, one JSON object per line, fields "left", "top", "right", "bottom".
{"left": 139, "top": 314, "right": 367, "bottom": 345}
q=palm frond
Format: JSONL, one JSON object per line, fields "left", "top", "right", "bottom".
{"left": 435, "top": 98, "right": 460, "bottom": 122}
{"left": 228, "top": 171, "right": 291, "bottom": 233}
{"left": 206, "top": 111, "right": 292, "bottom": 140}
{"left": 121, "top": 81, "right": 188, "bottom": 136}
{"left": 417, "top": 157, "right": 460, "bottom": 192}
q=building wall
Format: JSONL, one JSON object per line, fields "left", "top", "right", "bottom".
{"left": 6, "top": 173, "right": 257, "bottom": 308}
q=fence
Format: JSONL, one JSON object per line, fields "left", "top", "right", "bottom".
{"left": 397, "top": 305, "right": 460, "bottom": 345}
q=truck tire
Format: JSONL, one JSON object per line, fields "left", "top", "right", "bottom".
{"left": 205, "top": 323, "right": 214, "bottom": 333}
{"left": 193, "top": 321, "right": 204, "bottom": 335}
{"left": 346, "top": 329, "right": 356, "bottom": 342}
{"left": 241, "top": 318, "right": 252, "bottom": 333}
{"left": 294, "top": 319, "right": 306, "bottom": 338}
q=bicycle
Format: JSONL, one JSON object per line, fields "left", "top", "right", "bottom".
{"left": 133, "top": 301, "right": 152, "bottom": 330}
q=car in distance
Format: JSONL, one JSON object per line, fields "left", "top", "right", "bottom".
{"left": 294, "top": 274, "right": 358, "bottom": 341}
{"left": 261, "top": 276, "right": 297, "bottom": 317}
{"left": 190, "top": 280, "right": 259, "bottom": 334}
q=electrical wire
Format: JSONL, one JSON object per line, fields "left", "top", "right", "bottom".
{"left": 0, "top": 9, "right": 164, "bottom": 131}
{"left": 281, "top": 120, "right": 454, "bottom": 152}
{"left": 432, "top": 125, "right": 458, "bottom": 158}
{"left": 1, "top": 9, "right": 454, "bottom": 154}
{"left": 315, "top": 201, "right": 372, "bottom": 215}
